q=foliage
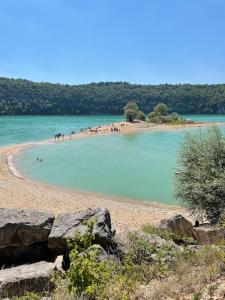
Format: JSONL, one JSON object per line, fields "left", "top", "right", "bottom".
{"left": 141, "top": 224, "right": 197, "bottom": 245}
{"left": 175, "top": 126, "right": 225, "bottom": 223}
{"left": 169, "top": 112, "right": 180, "bottom": 121}
{"left": 66, "top": 219, "right": 114, "bottom": 298}
{"left": 153, "top": 103, "right": 168, "bottom": 116}
{"left": 136, "top": 110, "right": 146, "bottom": 121}
{"left": 12, "top": 292, "right": 42, "bottom": 300}
{"left": 0, "top": 77, "right": 225, "bottom": 115}
{"left": 123, "top": 101, "right": 140, "bottom": 122}
{"left": 148, "top": 102, "right": 184, "bottom": 124}
{"left": 124, "top": 108, "right": 138, "bottom": 122}
{"left": 123, "top": 101, "right": 139, "bottom": 112}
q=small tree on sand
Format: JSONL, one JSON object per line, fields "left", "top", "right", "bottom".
{"left": 153, "top": 103, "right": 168, "bottom": 116}
{"left": 175, "top": 126, "right": 225, "bottom": 223}
{"left": 124, "top": 108, "right": 138, "bottom": 122}
{"left": 136, "top": 111, "right": 146, "bottom": 121}
{"left": 124, "top": 101, "right": 139, "bottom": 122}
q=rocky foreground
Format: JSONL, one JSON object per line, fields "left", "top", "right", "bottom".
{"left": 0, "top": 207, "right": 224, "bottom": 299}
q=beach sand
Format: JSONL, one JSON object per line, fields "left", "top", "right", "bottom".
{"left": 0, "top": 121, "right": 223, "bottom": 231}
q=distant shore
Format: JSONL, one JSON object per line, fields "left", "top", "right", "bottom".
{"left": 0, "top": 120, "right": 224, "bottom": 231}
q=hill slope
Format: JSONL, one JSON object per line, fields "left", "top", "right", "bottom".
{"left": 0, "top": 77, "right": 225, "bottom": 115}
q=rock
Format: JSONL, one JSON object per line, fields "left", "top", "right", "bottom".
{"left": 156, "top": 214, "right": 194, "bottom": 238}
{"left": 193, "top": 224, "right": 225, "bottom": 244}
{"left": 0, "top": 208, "right": 55, "bottom": 248}
{"left": 54, "top": 255, "right": 65, "bottom": 272}
{"left": 80, "top": 244, "right": 108, "bottom": 262}
{"left": 0, "top": 208, "right": 55, "bottom": 266}
{"left": 48, "top": 207, "right": 113, "bottom": 255}
{"left": 0, "top": 261, "right": 56, "bottom": 298}
{"left": 113, "top": 230, "right": 179, "bottom": 258}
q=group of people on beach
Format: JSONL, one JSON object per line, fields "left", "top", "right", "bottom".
{"left": 37, "top": 122, "right": 124, "bottom": 163}
{"left": 54, "top": 123, "right": 122, "bottom": 142}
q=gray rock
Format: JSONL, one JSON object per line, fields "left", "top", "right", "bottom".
{"left": 48, "top": 207, "right": 113, "bottom": 255}
{"left": 0, "top": 208, "right": 55, "bottom": 248}
{"left": 156, "top": 214, "right": 194, "bottom": 238}
{"left": 80, "top": 244, "right": 108, "bottom": 262}
{"left": 0, "top": 208, "right": 55, "bottom": 266}
{"left": 193, "top": 224, "right": 225, "bottom": 244}
{"left": 113, "top": 230, "right": 179, "bottom": 257}
{"left": 0, "top": 261, "right": 56, "bottom": 298}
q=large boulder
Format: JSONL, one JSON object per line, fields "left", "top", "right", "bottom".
{"left": 0, "top": 208, "right": 55, "bottom": 247}
{"left": 193, "top": 224, "right": 225, "bottom": 244}
{"left": 156, "top": 214, "right": 194, "bottom": 238}
{"left": 0, "top": 261, "right": 56, "bottom": 298}
{"left": 0, "top": 208, "right": 55, "bottom": 266}
{"left": 48, "top": 207, "right": 113, "bottom": 255}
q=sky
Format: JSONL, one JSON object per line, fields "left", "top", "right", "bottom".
{"left": 0, "top": 0, "right": 225, "bottom": 85}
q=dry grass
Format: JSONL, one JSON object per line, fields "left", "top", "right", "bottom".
{"left": 136, "top": 244, "right": 225, "bottom": 299}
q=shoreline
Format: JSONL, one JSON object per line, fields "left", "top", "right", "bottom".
{"left": 0, "top": 120, "right": 224, "bottom": 230}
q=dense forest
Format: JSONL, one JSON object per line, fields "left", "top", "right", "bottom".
{"left": 0, "top": 77, "right": 225, "bottom": 115}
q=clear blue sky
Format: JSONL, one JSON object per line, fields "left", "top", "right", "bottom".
{"left": 0, "top": 0, "right": 225, "bottom": 84}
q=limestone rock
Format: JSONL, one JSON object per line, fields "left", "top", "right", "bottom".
{"left": 156, "top": 214, "right": 194, "bottom": 238}
{"left": 0, "top": 261, "right": 56, "bottom": 298}
{"left": 0, "top": 208, "right": 55, "bottom": 266}
{"left": 80, "top": 244, "right": 108, "bottom": 262}
{"left": 193, "top": 224, "right": 225, "bottom": 244}
{"left": 113, "top": 230, "right": 178, "bottom": 257}
{"left": 48, "top": 207, "right": 113, "bottom": 255}
{"left": 0, "top": 208, "right": 55, "bottom": 248}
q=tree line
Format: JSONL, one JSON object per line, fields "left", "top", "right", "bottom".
{"left": 0, "top": 77, "right": 225, "bottom": 115}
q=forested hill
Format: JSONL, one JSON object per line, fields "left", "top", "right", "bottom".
{"left": 0, "top": 77, "right": 225, "bottom": 115}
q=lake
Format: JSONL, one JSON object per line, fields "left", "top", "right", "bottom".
{"left": 2, "top": 114, "right": 225, "bottom": 204}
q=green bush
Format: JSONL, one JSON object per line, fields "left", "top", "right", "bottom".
{"left": 136, "top": 111, "right": 146, "bottom": 121}
{"left": 153, "top": 103, "right": 168, "bottom": 116}
{"left": 141, "top": 224, "right": 197, "bottom": 245}
{"left": 12, "top": 292, "right": 41, "bottom": 300}
{"left": 124, "top": 101, "right": 139, "bottom": 112}
{"left": 124, "top": 108, "right": 138, "bottom": 122}
{"left": 175, "top": 126, "right": 225, "bottom": 223}
{"left": 124, "top": 101, "right": 146, "bottom": 122}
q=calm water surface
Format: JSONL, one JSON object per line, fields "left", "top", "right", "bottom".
{"left": 0, "top": 115, "right": 123, "bottom": 146}
{"left": 10, "top": 114, "right": 225, "bottom": 205}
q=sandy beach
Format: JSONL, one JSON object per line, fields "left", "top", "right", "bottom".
{"left": 0, "top": 120, "right": 223, "bottom": 231}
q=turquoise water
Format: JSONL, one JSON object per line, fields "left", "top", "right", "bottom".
{"left": 13, "top": 114, "right": 225, "bottom": 205}
{"left": 0, "top": 115, "right": 123, "bottom": 147}
{"left": 1, "top": 114, "right": 225, "bottom": 147}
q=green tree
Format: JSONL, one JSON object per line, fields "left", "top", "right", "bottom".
{"left": 175, "top": 126, "right": 225, "bottom": 223}
{"left": 153, "top": 103, "right": 168, "bottom": 116}
{"left": 124, "top": 101, "right": 140, "bottom": 122}
{"left": 136, "top": 111, "right": 146, "bottom": 121}
{"left": 124, "top": 101, "right": 139, "bottom": 112}
{"left": 170, "top": 112, "right": 180, "bottom": 121}
{"left": 124, "top": 108, "right": 138, "bottom": 122}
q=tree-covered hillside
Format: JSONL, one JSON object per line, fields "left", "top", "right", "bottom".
{"left": 0, "top": 77, "right": 225, "bottom": 115}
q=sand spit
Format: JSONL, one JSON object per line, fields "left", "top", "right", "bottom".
{"left": 0, "top": 120, "right": 223, "bottom": 231}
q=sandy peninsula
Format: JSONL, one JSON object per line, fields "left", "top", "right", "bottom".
{"left": 0, "top": 120, "right": 223, "bottom": 231}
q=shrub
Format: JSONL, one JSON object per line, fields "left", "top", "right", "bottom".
{"left": 136, "top": 111, "right": 146, "bottom": 121}
{"left": 12, "top": 292, "right": 41, "bottom": 300}
{"left": 169, "top": 112, "right": 180, "bottom": 122}
{"left": 141, "top": 224, "right": 197, "bottom": 245}
{"left": 124, "top": 108, "right": 138, "bottom": 122}
{"left": 175, "top": 126, "right": 225, "bottom": 223}
{"left": 124, "top": 101, "right": 146, "bottom": 122}
{"left": 153, "top": 103, "right": 168, "bottom": 116}
{"left": 124, "top": 101, "right": 139, "bottom": 112}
